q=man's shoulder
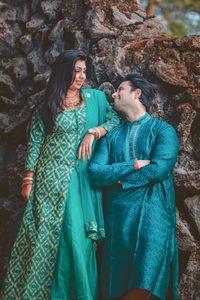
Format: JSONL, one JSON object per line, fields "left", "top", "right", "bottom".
{"left": 105, "top": 123, "right": 123, "bottom": 140}
{"left": 150, "top": 116, "right": 177, "bottom": 135}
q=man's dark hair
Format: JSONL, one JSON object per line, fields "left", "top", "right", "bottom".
{"left": 121, "top": 73, "right": 156, "bottom": 112}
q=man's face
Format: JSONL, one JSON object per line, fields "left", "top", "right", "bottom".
{"left": 112, "top": 81, "right": 136, "bottom": 112}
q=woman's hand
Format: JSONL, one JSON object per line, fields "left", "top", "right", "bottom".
{"left": 137, "top": 160, "right": 150, "bottom": 169}
{"left": 78, "top": 133, "right": 95, "bottom": 160}
{"left": 21, "top": 184, "right": 32, "bottom": 202}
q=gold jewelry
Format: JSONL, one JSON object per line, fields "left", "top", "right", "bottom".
{"left": 95, "top": 127, "right": 101, "bottom": 139}
{"left": 88, "top": 127, "right": 101, "bottom": 140}
{"left": 88, "top": 128, "right": 97, "bottom": 137}
{"left": 21, "top": 182, "right": 32, "bottom": 188}
{"left": 62, "top": 99, "right": 81, "bottom": 109}
{"left": 65, "top": 90, "right": 79, "bottom": 99}
{"left": 22, "top": 180, "right": 33, "bottom": 184}
{"left": 62, "top": 93, "right": 85, "bottom": 110}
{"left": 23, "top": 177, "right": 33, "bottom": 181}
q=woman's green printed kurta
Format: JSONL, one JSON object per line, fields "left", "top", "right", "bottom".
{"left": 1, "top": 88, "right": 119, "bottom": 300}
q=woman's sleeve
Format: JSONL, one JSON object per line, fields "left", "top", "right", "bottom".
{"left": 89, "top": 136, "right": 135, "bottom": 187}
{"left": 121, "top": 125, "right": 179, "bottom": 190}
{"left": 98, "top": 91, "right": 120, "bottom": 131}
{"left": 25, "top": 108, "right": 45, "bottom": 172}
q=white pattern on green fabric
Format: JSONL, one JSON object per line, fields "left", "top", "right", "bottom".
{"left": 1, "top": 106, "right": 86, "bottom": 299}
{"left": 1, "top": 88, "right": 120, "bottom": 300}
{"left": 85, "top": 221, "right": 105, "bottom": 240}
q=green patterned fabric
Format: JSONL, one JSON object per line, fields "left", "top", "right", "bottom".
{"left": 1, "top": 88, "right": 119, "bottom": 300}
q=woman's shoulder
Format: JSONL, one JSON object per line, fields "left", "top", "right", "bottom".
{"left": 81, "top": 88, "right": 106, "bottom": 99}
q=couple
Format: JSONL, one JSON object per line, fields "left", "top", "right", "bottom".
{"left": 1, "top": 50, "right": 179, "bottom": 300}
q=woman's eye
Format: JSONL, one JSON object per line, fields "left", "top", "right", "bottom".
{"left": 75, "top": 69, "right": 86, "bottom": 73}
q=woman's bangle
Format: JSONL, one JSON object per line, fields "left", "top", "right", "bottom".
{"left": 22, "top": 181, "right": 33, "bottom": 185}
{"left": 95, "top": 127, "right": 101, "bottom": 139}
{"left": 23, "top": 177, "right": 33, "bottom": 181}
{"left": 88, "top": 128, "right": 100, "bottom": 140}
{"left": 88, "top": 127, "right": 106, "bottom": 140}
{"left": 97, "top": 126, "right": 107, "bottom": 139}
{"left": 22, "top": 182, "right": 33, "bottom": 187}
{"left": 88, "top": 128, "right": 97, "bottom": 137}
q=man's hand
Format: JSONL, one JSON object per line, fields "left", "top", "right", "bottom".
{"left": 137, "top": 160, "right": 150, "bottom": 169}
{"left": 78, "top": 133, "right": 95, "bottom": 160}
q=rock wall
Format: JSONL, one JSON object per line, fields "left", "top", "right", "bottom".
{"left": 0, "top": 0, "right": 200, "bottom": 299}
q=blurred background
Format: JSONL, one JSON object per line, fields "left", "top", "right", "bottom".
{"left": 141, "top": 0, "right": 200, "bottom": 36}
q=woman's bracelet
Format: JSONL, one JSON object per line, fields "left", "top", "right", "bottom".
{"left": 88, "top": 128, "right": 98, "bottom": 139}
{"left": 95, "top": 127, "right": 101, "bottom": 139}
{"left": 97, "top": 126, "right": 107, "bottom": 139}
{"left": 21, "top": 182, "right": 33, "bottom": 188}
{"left": 88, "top": 127, "right": 105, "bottom": 140}
{"left": 23, "top": 177, "right": 33, "bottom": 181}
{"left": 22, "top": 179, "right": 33, "bottom": 182}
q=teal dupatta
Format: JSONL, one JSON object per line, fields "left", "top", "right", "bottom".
{"left": 79, "top": 158, "right": 104, "bottom": 240}
{"left": 79, "top": 88, "right": 118, "bottom": 241}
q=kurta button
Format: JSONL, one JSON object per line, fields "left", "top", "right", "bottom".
{"left": 85, "top": 92, "right": 91, "bottom": 98}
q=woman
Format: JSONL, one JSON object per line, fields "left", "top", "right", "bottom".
{"left": 1, "top": 50, "right": 119, "bottom": 300}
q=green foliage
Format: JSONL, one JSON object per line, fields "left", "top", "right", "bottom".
{"left": 142, "top": 0, "right": 200, "bottom": 36}
{"left": 167, "top": 19, "right": 188, "bottom": 36}
{"left": 160, "top": 0, "right": 200, "bottom": 12}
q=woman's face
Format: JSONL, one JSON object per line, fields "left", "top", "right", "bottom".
{"left": 70, "top": 59, "right": 86, "bottom": 91}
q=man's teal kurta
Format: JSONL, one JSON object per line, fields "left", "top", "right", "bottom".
{"left": 89, "top": 113, "right": 179, "bottom": 300}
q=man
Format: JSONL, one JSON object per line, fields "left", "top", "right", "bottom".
{"left": 89, "top": 74, "right": 179, "bottom": 300}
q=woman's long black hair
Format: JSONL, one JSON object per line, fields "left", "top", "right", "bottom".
{"left": 41, "top": 50, "right": 86, "bottom": 134}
